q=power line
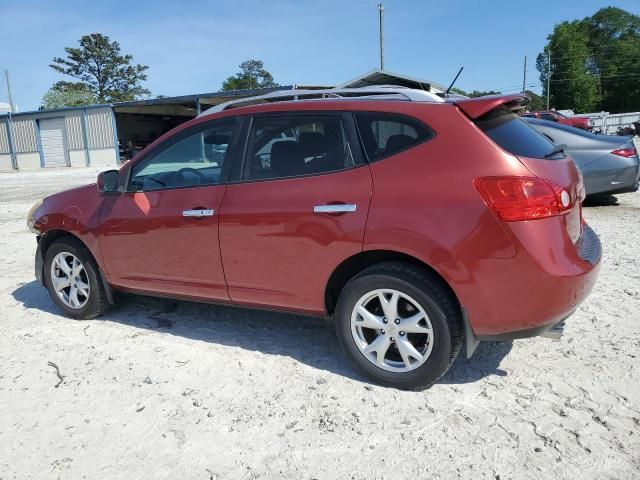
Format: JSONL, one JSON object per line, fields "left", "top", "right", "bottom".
{"left": 549, "top": 58, "right": 640, "bottom": 71}
{"left": 547, "top": 44, "right": 625, "bottom": 57}
{"left": 550, "top": 72, "right": 640, "bottom": 82}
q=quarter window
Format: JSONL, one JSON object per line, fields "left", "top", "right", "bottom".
{"left": 355, "top": 112, "right": 435, "bottom": 162}
{"left": 245, "top": 115, "right": 353, "bottom": 181}
{"left": 129, "top": 122, "right": 234, "bottom": 191}
{"left": 475, "top": 107, "right": 564, "bottom": 160}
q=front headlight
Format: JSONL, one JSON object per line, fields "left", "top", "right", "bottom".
{"left": 27, "top": 198, "right": 44, "bottom": 234}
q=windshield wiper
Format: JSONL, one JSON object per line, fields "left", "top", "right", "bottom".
{"left": 544, "top": 144, "right": 567, "bottom": 158}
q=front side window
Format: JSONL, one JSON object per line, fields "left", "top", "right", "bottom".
{"left": 355, "top": 112, "right": 435, "bottom": 162}
{"left": 245, "top": 115, "right": 353, "bottom": 181}
{"left": 130, "top": 122, "right": 234, "bottom": 191}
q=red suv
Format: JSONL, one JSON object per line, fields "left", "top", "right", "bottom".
{"left": 28, "top": 88, "right": 601, "bottom": 389}
{"left": 522, "top": 110, "right": 592, "bottom": 131}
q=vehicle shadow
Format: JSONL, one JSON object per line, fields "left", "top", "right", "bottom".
{"left": 12, "top": 281, "right": 513, "bottom": 387}
{"left": 583, "top": 194, "right": 619, "bottom": 207}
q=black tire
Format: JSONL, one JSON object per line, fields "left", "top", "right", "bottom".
{"left": 43, "top": 237, "right": 108, "bottom": 319}
{"left": 334, "top": 261, "right": 463, "bottom": 390}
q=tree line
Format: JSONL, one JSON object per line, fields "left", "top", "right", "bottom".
{"left": 536, "top": 7, "right": 640, "bottom": 114}
{"left": 41, "top": 33, "right": 278, "bottom": 109}
{"left": 41, "top": 6, "right": 639, "bottom": 113}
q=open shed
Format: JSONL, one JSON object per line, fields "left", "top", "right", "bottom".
{"left": 0, "top": 70, "right": 447, "bottom": 171}
{"left": 113, "top": 86, "right": 293, "bottom": 161}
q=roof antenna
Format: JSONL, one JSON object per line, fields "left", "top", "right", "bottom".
{"left": 445, "top": 66, "right": 464, "bottom": 97}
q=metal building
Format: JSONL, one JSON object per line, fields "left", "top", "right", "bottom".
{"left": 0, "top": 70, "right": 444, "bottom": 171}
{"left": 0, "top": 105, "right": 118, "bottom": 171}
{"left": 0, "top": 88, "right": 291, "bottom": 171}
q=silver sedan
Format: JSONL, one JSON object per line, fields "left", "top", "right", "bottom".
{"left": 524, "top": 117, "right": 639, "bottom": 197}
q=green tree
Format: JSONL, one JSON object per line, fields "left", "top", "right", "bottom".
{"left": 449, "top": 88, "right": 503, "bottom": 98}
{"left": 536, "top": 20, "right": 600, "bottom": 113}
{"left": 221, "top": 60, "right": 279, "bottom": 91}
{"left": 586, "top": 7, "right": 640, "bottom": 112}
{"left": 524, "top": 90, "right": 545, "bottom": 111}
{"left": 537, "top": 7, "right": 640, "bottom": 114}
{"left": 41, "top": 81, "right": 96, "bottom": 109}
{"left": 467, "top": 90, "right": 502, "bottom": 98}
{"left": 50, "top": 33, "right": 150, "bottom": 103}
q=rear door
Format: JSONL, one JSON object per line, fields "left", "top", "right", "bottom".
{"left": 219, "top": 112, "right": 372, "bottom": 313}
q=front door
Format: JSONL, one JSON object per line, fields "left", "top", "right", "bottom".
{"left": 219, "top": 113, "right": 372, "bottom": 313}
{"left": 98, "top": 119, "right": 238, "bottom": 300}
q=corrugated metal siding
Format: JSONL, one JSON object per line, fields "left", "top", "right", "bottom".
{"left": 86, "top": 108, "right": 115, "bottom": 149}
{"left": 0, "top": 119, "right": 9, "bottom": 154}
{"left": 12, "top": 116, "right": 38, "bottom": 153}
{"left": 64, "top": 111, "right": 85, "bottom": 150}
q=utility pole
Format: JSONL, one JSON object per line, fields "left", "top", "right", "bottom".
{"left": 5, "top": 69, "right": 15, "bottom": 113}
{"left": 378, "top": 3, "right": 385, "bottom": 70}
{"left": 546, "top": 51, "right": 551, "bottom": 110}
{"left": 522, "top": 56, "right": 527, "bottom": 93}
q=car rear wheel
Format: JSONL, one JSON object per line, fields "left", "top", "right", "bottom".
{"left": 44, "top": 237, "right": 108, "bottom": 319}
{"left": 334, "top": 262, "right": 463, "bottom": 390}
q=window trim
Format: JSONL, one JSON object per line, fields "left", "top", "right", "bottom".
{"left": 230, "top": 111, "right": 365, "bottom": 184}
{"left": 352, "top": 111, "right": 436, "bottom": 164}
{"left": 125, "top": 117, "right": 241, "bottom": 193}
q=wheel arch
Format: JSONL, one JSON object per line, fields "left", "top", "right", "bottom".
{"left": 324, "top": 249, "right": 461, "bottom": 316}
{"left": 39, "top": 229, "right": 81, "bottom": 258}
{"left": 38, "top": 229, "right": 114, "bottom": 304}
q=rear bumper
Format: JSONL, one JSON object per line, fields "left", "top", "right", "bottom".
{"left": 439, "top": 222, "right": 602, "bottom": 339}
{"left": 585, "top": 157, "right": 640, "bottom": 196}
{"left": 476, "top": 312, "right": 572, "bottom": 342}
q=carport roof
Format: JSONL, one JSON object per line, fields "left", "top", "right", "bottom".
{"left": 338, "top": 69, "right": 446, "bottom": 93}
{"left": 2, "top": 70, "right": 447, "bottom": 119}
{"left": 113, "top": 85, "right": 294, "bottom": 109}
{"left": 112, "top": 86, "right": 297, "bottom": 116}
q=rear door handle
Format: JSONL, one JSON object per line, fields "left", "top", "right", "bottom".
{"left": 313, "top": 204, "right": 357, "bottom": 213}
{"left": 182, "top": 209, "right": 215, "bottom": 217}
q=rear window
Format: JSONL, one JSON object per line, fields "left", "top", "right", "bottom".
{"left": 476, "top": 107, "right": 564, "bottom": 160}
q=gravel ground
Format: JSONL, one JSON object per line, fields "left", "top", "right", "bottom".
{"left": 0, "top": 166, "right": 639, "bottom": 480}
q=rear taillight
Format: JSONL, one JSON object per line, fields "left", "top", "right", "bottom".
{"left": 474, "top": 176, "right": 574, "bottom": 222}
{"left": 611, "top": 147, "right": 637, "bottom": 158}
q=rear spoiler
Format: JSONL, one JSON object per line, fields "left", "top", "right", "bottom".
{"left": 452, "top": 94, "right": 530, "bottom": 119}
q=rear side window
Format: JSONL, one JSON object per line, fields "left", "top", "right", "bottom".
{"left": 245, "top": 115, "right": 353, "bottom": 181}
{"left": 355, "top": 112, "right": 434, "bottom": 162}
{"left": 476, "top": 107, "right": 563, "bottom": 160}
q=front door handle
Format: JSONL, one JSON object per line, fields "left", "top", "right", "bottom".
{"left": 313, "top": 204, "right": 357, "bottom": 214}
{"left": 182, "top": 209, "right": 215, "bottom": 217}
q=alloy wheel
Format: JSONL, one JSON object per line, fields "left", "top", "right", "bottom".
{"left": 350, "top": 288, "right": 434, "bottom": 372}
{"left": 50, "top": 252, "right": 90, "bottom": 309}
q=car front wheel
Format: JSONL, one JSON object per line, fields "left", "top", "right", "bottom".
{"left": 43, "top": 237, "right": 108, "bottom": 319}
{"left": 335, "top": 262, "right": 463, "bottom": 390}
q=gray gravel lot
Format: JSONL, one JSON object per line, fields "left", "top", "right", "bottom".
{"left": 0, "top": 167, "right": 639, "bottom": 480}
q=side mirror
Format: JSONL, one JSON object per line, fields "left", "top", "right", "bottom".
{"left": 97, "top": 170, "right": 120, "bottom": 193}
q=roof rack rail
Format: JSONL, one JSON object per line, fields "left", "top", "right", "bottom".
{"left": 198, "top": 85, "right": 444, "bottom": 117}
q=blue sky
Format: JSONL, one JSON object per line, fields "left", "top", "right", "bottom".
{"left": 0, "top": 0, "right": 638, "bottom": 112}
